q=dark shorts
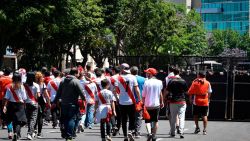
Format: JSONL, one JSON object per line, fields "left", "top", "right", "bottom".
{"left": 145, "top": 108, "right": 160, "bottom": 123}
{"left": 193, "top": 105, "right": 209, "bottom": 117}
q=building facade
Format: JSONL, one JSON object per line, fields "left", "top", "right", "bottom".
{"left": 195, "top": 0, "right": 250, "bottom": 34}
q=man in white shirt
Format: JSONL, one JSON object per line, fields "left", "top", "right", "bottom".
{"left": 115, "top": 63, "right": 141, "bottom": 141}
{"left": 47, "top": 70, "right": 61, "bottom": 128}
{"left": 142, "top": 68, "right": 164, "bottom": 141}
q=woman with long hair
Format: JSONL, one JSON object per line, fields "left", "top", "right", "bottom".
{"left": 24, "top": 72, "right": 40, "bottom": 140}
{"left": 3, "top": 73, "right": 27, "bottom": 141}
{"left": 34, "top": 71, "right": 50, "bottom": 138}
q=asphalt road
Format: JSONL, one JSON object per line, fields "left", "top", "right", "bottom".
{"left": 0, "top": 120, "right": 249, "bottom": 141}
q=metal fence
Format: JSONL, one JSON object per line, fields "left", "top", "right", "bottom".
{"left": 115, "top": 56, "right": 250, "bottom": 121}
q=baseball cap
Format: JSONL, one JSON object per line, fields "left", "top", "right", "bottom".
{"left": 121, "top": 63, "right": 130, "bottom": 74}
{"left": 144, "top": 68, "right": 157, "bottom": 75}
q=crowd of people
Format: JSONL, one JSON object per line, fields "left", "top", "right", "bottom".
{"left": 0, "top": 63, "right": 212, "bottom": 141}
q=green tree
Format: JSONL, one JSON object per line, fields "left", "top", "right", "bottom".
{"left": 208, "top": 30, "right": 241, "bottom": 56}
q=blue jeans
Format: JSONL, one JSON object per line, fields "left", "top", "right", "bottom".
{"left": 84, "top": 103, "right": 94, "bottom": 128}
{"left": 61, "top": 104, "right": 79, "bottom": 139}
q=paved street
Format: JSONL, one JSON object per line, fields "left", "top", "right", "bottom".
{"left": 0, "top": 120, "right": 249, "bottom": 141}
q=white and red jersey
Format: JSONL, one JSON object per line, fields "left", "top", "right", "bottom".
{"left": 95, "top": 89, "right": 115, "bottom": 106}
{"left": 93, "top": 77, "right": 103, "bottom": 93}
{"left": 82, "top": 81, "right": 98, "bottom": 104}
{"left": 5, "top": 84, "right": 27, "bottom": 103}
{"left": 24, "top": 82, "right": 40, "bottom": 104}
{"left": 115, "top": 74, "right": 138, "bottom": 105}
{"left": 142, "top": 78, "right": 163, "bottom": 108}
{"left": 165, "top": 72, "right": 175, "bottom": 86}
{"left": 47, "top": 77, "right": 61, "bottom": 102}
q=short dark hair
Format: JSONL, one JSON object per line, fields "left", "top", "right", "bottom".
{"left": 53, "top": 70, "right": 60, "bottom": 77}
{"left": 4, "top": 67, "right": 12, "bottom": 75}
{"left": 86, "top": 63, "right": 92, "bottom": 71}
{"left": 173, "top": 67, "right": 180, "bottom": 75}
{"left": 101, "top": 79, "right": 109, "bottom": 88}
{"left": 130, "top": 66, "right": 138, "bottom": 75}
{"left": 26, "top": 72, "right": 35, "bottom": 86}
{"left": 169, "top": 66, "right": 175, "bottom": 72}
{"left": 44, "top": 71, "right": 51, "bottom": 77}
{"left": 113, "top": 66, "right": 121, "bottom": 74}
{"left": 95, "top": 68, "right": 103, "bottom": 77}
{"left": 105, "top": 68, "right": 113, "bottom": 76}
{"left": 41, "top": 67, "right": 47, "bottom": 74}
{"left": 70, "top": 67, "right": 78, "bottom": 75}
{"left": 12, "top": 72, "right": 22, "bottom": 82}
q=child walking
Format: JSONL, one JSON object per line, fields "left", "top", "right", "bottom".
{"left": 95, "top": 79, "right": 116, "bottom": 141}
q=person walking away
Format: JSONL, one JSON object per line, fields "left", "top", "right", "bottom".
{"left": 3, "top": 73, "right": 27, "bottom": 141}
{"left": 188, "top": 71, "right": 212, "bottom": 135}
{"left": 110, "top": 66, "right": 122, "bottom": 136}
{"left": 116, "top": 63, "right": 141, "bottom": 141}
{"left": 167, "top": 68, "right": 188, "bottom": 138}
{"left": 34, "top": 71, "right": 51, "bottom": 138}
{"left": 82, "top": 73, "right": 98, "bottom": 129}
{"left": 163, "top": 66, "right": 181, "bottom": 134}
{"left": 24, "top": 72, "right": 40, "bottom": 140}
{"left": 142, "top": 68, "right": 164, "bottom": 141}
{"left": 47, "top": 70, "right": 61, "bottom": 128}
{"left": 130, "top": 66, "right": 145, "bottom": 138}
{"left": 94, "top": 79, "right": 116, "bottom": 141}
{"left": 54, "top": 68, "right": 85, "bottom": 141}
{"left": 0, "top": 68, "right": 13, "bottom": 138}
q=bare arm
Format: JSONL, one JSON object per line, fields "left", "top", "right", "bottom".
{"left": 111, "top": 101, "right": 116, "bottom": 117}
{"left": 160, "top": 91, "right": 164, "bottom": 108}
{"left": 134, "top": 86, "right": 141, "bottom": 102}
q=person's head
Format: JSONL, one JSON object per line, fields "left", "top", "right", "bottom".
{"left": 95, "top": 68, "right": 103, "bottom": 77}
{"left": 130, "top": 66, "right": 139, "bottom": 75}
{"left": 35, "top": 71, "right": 43, "bottom": 84}
{"left": 41, "top": 67, "right": 48, "bottom": 75}
{"left": 44, "top": 71, "right": 50, "bottom": 77}
{"left": 169, "top": 66, "right": 175, "bottom": 73}
{"left": 26, "top": 72, "right": 35, "bottom": 86}
{"left": 12, "top": 73, "right": 22, "bottom": 89}
{"left": 70, "top": 67, "right": 79, "bottom": 77}
{"left": 86, "top": 63, "right": 93, "bottom": 72}
{"left": 101, "top": 79, "right": 110, "bottom": 89}
{"left": 144, "top": 68, "right": 157, "bottom": 78}
{"left": 173, "top": 67, "right": 180, "bottom": 75}
{"left": 105, "top": 68, "right": 113, "bottom": 76}
{"left": 120, "top": 63, "right": 130, "bottom": 74}
{"left": 3, "top": 67, "right": 12, "bottom": 76}
{"left": 198, "top": 71, "right": 206, "bottom": 78}
{"left": 53, "top": 70, "right": 60, "bottom": 78}
{"left": 113, "top": 66, "right": 121, "bottom": 74}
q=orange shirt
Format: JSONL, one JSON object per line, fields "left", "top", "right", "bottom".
{"left": 0, "top": 76, "right": 12, "bottom": 100}
{"left": 188, "top": 78, "right": 211, "bottom": 106}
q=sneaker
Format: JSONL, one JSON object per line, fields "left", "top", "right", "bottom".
{"left": 88, "top": 126, "right": 92, "bottom": 129}
{"left": 152, "top": 137, "right": 157, "bottom": 141}
{"left": 106, "top": 135, "right": 112, "bottom": 141}
{"left": 37, "top": 133, "right": 42, "bottom": 139}
{"left": 27, "top": 134, "right": 33, "bottom": 140}
{"left": 12, "top": 134, "right": 17, "bottom": 141}
{"left": 203, "top": 130, "right": 207, "bottom": 135}
{"left": 128, "top": 132, "right": 134, "bottom": 141}
{"left": 180, "top": 133, "right": 184, "bottom": 139}
{"left": 32, "top": 132, "right": 36, "bottom": 138}
{"left": 170, "top": 134, "right": 175, "bottom": 138}
{"left": 194, "top": 128, "right": 200, "bottom": 134}
{"left": 112, "top": 128, "right": 119, "bottom": 136}
{"left": 8, "top": 132, "right": 13, "bottom": 139}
